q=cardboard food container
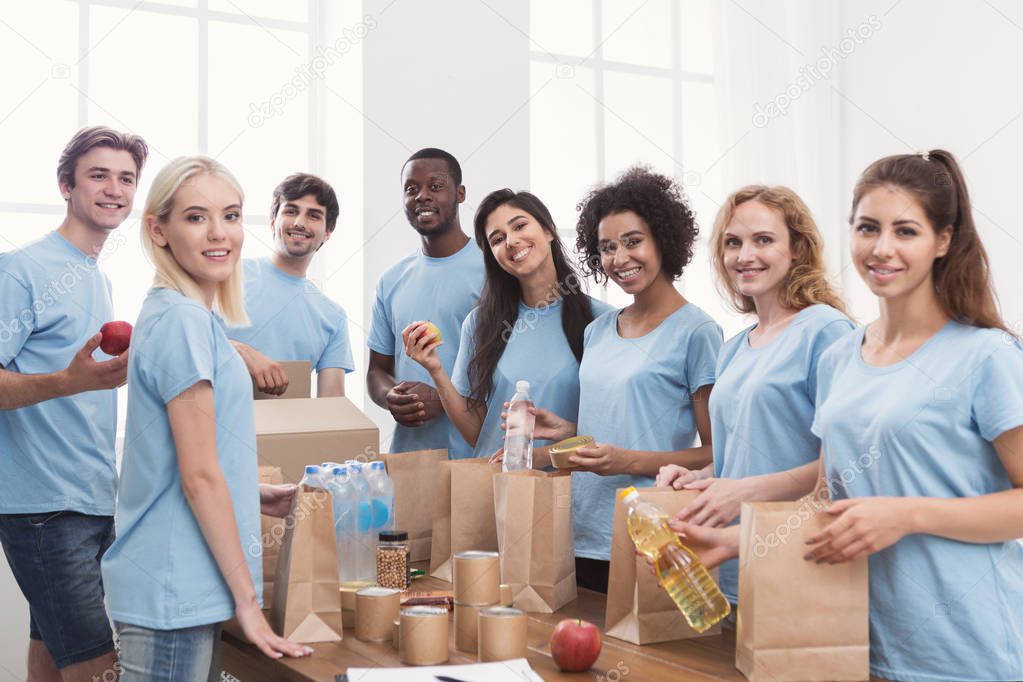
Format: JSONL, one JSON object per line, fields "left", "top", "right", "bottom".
{"left": 548, "top": 435, "right": 594, "bottom": 469}
{"left": 252, "top": 360, "right": 312, "bottom": 400}
{"left": 254, "top": 397, "right": 379, "bottom": 483}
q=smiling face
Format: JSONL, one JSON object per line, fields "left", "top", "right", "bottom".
{"left": 147, "top": 172, "right": 244, "bottom": 304}
{"left": 401, "top": 158, "right": 464, "bottom": 235}
{"left": 60, "top": 146, "right": 138, "bottom": 233}
{"left": 272, "top": 193, "right": 330, "bottom": 258}
{"left": 484, "top": 203, "right": 555, "bottom": 279}
{"left": 851, "top": 186, "right": 951, "bottom": 300}
{"left": 722, "top": 200, "right": 796, "bottom": 303}
{"left": 597, "top": 210, "right": 665, "bottom": 294}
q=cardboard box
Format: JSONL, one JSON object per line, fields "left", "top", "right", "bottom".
{"left": 254, "top": 397, "right": 379, "bottom": 483}
{"left": 252, "top": 360, "right": 312, "bottom": 400}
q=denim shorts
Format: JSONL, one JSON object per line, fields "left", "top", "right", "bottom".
{"left": 0, "top": 510, "right": 116, "bottom": 669}
{"left": 115, "top": 621, "right": 223, "bottom": 682}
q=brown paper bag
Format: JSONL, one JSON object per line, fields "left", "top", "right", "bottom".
{"left": 605, "top": 487, "right": 721, "bottom": 644}
{"left": 258, "top": 466, "right": 285, "bottom": 605}
{"left": 380, "top": 449, "right": 448, "bottom": 562}
{"left": 736, "top": 501, "right": 869, "bottom": 682}
{"left": 429, "top": 458, "right": 502, "bottom": 581}
{"left": 269, "top": 487, "right": 342, "bottom": 643}
{"left": 494, "top": 470, "right": 577, "bottom": 613}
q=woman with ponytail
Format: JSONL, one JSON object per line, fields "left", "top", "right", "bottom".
{"left": 802, "top": 150, "right": 1023, "bottom": 681}
{"left": 402, "top": 189, "right": 611, "bottom": 460}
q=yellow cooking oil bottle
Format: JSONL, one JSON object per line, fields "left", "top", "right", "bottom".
{"left": 618, "top": 486, "right": 730, "bottom": 633}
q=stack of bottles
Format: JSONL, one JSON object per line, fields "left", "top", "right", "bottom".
{"left": 298, "top": 461, "right": 396, "bottom": 586}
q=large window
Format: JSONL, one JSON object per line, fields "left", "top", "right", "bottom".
{"left": 0, "top": 0, "right": 339, "bottom": 427}
{"left": 529, "top": 0, "right": 724, "bottom": 312}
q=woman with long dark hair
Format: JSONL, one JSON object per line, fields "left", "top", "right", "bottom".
{"left": 402, "top": 189, "right": 611, "bottom": 459}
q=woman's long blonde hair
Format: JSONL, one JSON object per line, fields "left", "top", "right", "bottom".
{"left": 711, "top": 185, "right": 847, "bottom": 316}
{"left": 140, "top": 156, "right": 249, "bottom": 325}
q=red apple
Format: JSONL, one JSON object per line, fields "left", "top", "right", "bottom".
{"left": 550, "top": 618, "right": 602, "bottom": 672}
{"left": 99, "top": 321, "right": 132, "bottom": 356}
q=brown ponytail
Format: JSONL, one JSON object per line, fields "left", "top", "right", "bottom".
{"left": 850, "top": 150, "right": 1006, "bottom": 331}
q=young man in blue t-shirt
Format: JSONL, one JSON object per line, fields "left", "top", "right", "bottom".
{"left": 0, "top": 126, "right": 147, "bottom": 681}
{"left": 366, "top": 148, "right": 484, "bottom": 456}
{"left": 229, "top": 173, "right": 354, "bottom": 397}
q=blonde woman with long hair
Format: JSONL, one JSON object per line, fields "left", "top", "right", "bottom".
{"left": 656, "top": 185, "right": 853, "bottom": 607}
{"left": 100, "top": 157, "right": 310, "bottom": 680}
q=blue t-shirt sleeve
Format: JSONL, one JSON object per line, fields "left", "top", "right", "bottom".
{"left": 367, "top": 279, "right": 394, "bottom": 356}
{"left": 970, "top": 338, "right": 1023, "bottom": 441}
{"left": 810, "top": 343, "right": 842, "bottom": 438}
{"left": 806, "top": 318, "right": 856, "bottom": 405}
{"left": 450, "top": 311, "right": 477, "bottom": 399}
{"left": 139, "top": 303, "right": 217, "bottom": 404}
{"left": 317, "top": 307, "right": 355, "bottom": 373}
{"left": 0, "top": 272, "right": 33, "bottom": 367}
{"left": 684, "top": 320, "right": 723, "bottom": 393}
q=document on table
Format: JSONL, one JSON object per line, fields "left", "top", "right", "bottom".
{"left": 338, "top": 657, "right": 544, "bottom": 681}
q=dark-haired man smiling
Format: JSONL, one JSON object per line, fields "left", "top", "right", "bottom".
{"left": 230, "top": 173, "right": 354, "bottom": 397}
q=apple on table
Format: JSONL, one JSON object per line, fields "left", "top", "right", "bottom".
{"left": 550, "top": 618, "right": 602, "bottom": 672}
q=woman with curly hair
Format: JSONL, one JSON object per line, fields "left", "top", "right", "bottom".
{"left": 656, "top": 185, "right": 854, "bottom": 609}
{"left": 529, "top": 166, "right": 722, "bottom": 592}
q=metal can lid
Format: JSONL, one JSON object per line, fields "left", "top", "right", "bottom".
{"left": 549, "top": 435, "right": 595, "bottom": 454}
{"left": 454, "top": 550, "right": 499, "bottom": 560}
{"left": 379, "top": 530, "right": 409, "bottom": 542}
{"left": 480, "top": 606, "right": 524, "bottom": 618}
{"left": 401, "top": 605, "right": 447, "bottom": 617}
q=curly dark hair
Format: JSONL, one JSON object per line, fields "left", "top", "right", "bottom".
{"left": 575, "top": 165, "right": 698, "bottom": 283}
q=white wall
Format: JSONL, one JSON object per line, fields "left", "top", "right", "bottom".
{"left": 359, "top": 0, "right": 530, "bottom": 448}
{"left": 837, "top": 0, "right": 1023, "bottom": 325}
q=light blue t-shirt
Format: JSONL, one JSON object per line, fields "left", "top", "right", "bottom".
{"left": 0, "top": 231, "right": 117, "bottom": 515}
{"left": 573, "top": 303, "right": 723, "bottom": 560}
{"left": 451, "top": 296, "right": 614, "bottom": 459}
{"left": 229, "top": 258, "right": 354, "bottom": 374}
{"left": 368, "top": 240, "right": 484, "bottom": 457}
{"left": 709, "top": 304, "right": 853, "bottom": 603}
{"left": 102, "top": 288, "right": 262, "bottom": 630}
{"left": 812, "top": 321, "right": 1023, "bottom": 682}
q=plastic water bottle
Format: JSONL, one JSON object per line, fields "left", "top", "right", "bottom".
{"left": 325, "top": 466, "right": 360, "bottom": 584}
{"left": 504, "top": 380, "right": 535, "bottom": 472}
{"left": 346, "top": 461, "right": 377, "bottom": 581}
{"left": 619, "top": 486, "right": 730, "bottom": 633}
{"left": 299, "top": 464, "right": 326, "bottom": 489}
{"left": 365, "top": 461, "right": 395, "bottom": 532}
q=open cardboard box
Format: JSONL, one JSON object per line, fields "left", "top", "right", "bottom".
{"left": 254, "top": 396, "right": 379, "bottom": 483}
{"left": 251, "top": 360, "right": 312, "bottom": 400}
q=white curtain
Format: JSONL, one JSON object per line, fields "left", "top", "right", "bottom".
{"left": 712, "top": 0, "right": 848, "bottom": 285}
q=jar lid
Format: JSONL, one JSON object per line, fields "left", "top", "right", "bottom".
{"left": 379, "top": 530, "right": 408, "bottom": 541}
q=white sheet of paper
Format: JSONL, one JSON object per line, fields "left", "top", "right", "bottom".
{"left": 343, "top": 657, "right": 544, "bottom": 681}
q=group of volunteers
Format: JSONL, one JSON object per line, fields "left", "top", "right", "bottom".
{"left": 0, "top": 124, "right": 1019, "bottom": 682}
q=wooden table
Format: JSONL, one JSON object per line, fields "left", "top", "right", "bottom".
{"left": 220, "top": 572, "right": 748, "bottom": 681}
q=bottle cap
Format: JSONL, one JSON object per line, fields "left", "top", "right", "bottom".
{"left": 379, "top": 530, "right": 408, "bottom": 542}
{"left": 616, "top": 486, "right": 639, "bottom": 503}
{"left": 332, "top": 466, "right": 346, "bottom": 476}
{"left": 304, "top": 465, "right": 320, "bottom": 475}
{"left": 370, "top": 461, "right": 385, "bottom": 470}
{"left": 349, "top": 461, "right": 362, "bottom": 471}
{"left": 516, "top": 380, "right": 529, "bottom": 393}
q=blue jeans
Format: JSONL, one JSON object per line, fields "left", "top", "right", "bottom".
{"left": 0, "top": 511, "right": 115, "bottom": 669}
{"left": 115, "top": 621, "right": 223, "bottom": 682}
